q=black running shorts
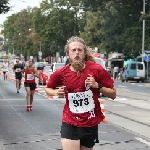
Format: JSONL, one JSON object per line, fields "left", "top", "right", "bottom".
{"left": 61, "top": 122, "right": 99, "bottom": 148}
{"left": 3, "top": 71, "right": 8, "bottom": 74}
{"left": 24, "top": 82, "right": 36, "bottom": 90}
{"left": 15, "top": 74, "right": 22, "bottom": 80}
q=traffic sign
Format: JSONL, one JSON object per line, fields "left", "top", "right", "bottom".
{"left": 144, "top": 55, "right": 150, "bottom": 62}
{"left": 38, "top": 51, "right": 42, "bottom": 56}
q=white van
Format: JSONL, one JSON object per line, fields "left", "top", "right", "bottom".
{"left": 94, "top": 58, "right": 106, "bottom": 69}
{"left": 121, "top": 61, "right": 145, "bottom": 82}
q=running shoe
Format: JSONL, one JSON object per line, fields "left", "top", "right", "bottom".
{"left": 26, "top": 106, "right": 31, "bottom": 111}
{"left": 30, "top": 105, "right": 32, "bottom": 111}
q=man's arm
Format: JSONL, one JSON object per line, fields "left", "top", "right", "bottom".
{"left": 89, "top": 81, "right": 116, "bottom": 100}
{"left": 99, "top": 69, "right": 116, "bottom": 99}
{"left": 45, "top": 86, "right": 65, "bottom": 98}
{"left": 45, "top": 69, "right": 62, "bottom": 97}
{"left": 98, "top": 84, "right": 116, "bottom": 100}
{"left": 13, "top": 65, "right": 16, "bottom": 72}
{"left": 22, "top": 67, "right": 26, "bottom": 77}
{"left": 45, "top": 88, "right": 57, "bottom": 96}
{"left": 85, "top": 70, "right": 116, "bottom": 100}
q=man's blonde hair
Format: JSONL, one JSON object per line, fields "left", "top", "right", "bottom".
{"left": 64, "top": 36, "right": 96, "bottom": 62}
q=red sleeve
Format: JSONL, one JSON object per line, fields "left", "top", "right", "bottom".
{"left": 46, "top": 69, "right": 62, "bottom": 89}
{"left": 98, "top": 68, "right": 114, "bottom": 88}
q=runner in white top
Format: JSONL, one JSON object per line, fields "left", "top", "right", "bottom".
{"left": 2, "top": 59, "right": 9, "bottom": 83}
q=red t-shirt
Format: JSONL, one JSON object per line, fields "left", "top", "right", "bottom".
{"left": 47, "top": 61, "right": 114, "bottom": 127}
{"left": 25, "top": 67, "right": 35, "bottom": 83}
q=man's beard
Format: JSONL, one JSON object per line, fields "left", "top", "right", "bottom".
{"left": 70, "top": 59, "right": 84, "bottom": 73}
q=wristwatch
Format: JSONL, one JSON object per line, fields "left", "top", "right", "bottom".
{"left": 96, "top": 83, "right": 103, "bottom": 90}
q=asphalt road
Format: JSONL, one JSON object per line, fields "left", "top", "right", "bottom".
{"left": 0, "top": 72, "right": 149, "bottom": 150}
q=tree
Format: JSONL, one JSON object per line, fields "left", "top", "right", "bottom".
{"left": 80, "top": 0, "right": 150, "bottom": 59}
{"left": 80, "top": 10, "right": 106, "bottom": 52}
{"left": 0, "top": 37, "right": 3, "bottom": 46}
{"left": 32, "top": 0, "right": 83, "bottom": 56}
{"left": 0, "top": 0, "right": 10, "bottom": 14}
{"left": 1, "top": 7, "right": 38, "bottom": 58}
{"left": 2, "top": 0, "right": 150, "bottom": 60}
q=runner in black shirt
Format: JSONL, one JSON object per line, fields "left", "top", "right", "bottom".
{"left": 14, "top": 59, "right": 24, "bottom": 93}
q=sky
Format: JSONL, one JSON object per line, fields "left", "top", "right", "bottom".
{"left": 0, "top": 0, "right": 42, "bottom": 31}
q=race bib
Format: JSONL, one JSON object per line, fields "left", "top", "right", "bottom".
{"left": 16, "top": 68, "right": 21, "bottom": 72}
{"left": 27, "top": 74, "right": 34, "bottom": 80}
{"left": 68, "top": 89, "right": 95, "bottom": 113}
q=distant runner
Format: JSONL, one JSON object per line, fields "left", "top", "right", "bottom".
{"left": 23, "top": 59, "right": 39, "bottom": 111}
{"left": 13, "top": 59, "right": 24, "bottom": 93}
{"left": 2, "top": 59, "right": 9, "bottom": 83}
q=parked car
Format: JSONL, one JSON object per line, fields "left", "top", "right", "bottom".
{"left": 36, "top": 62, "right": 45, "bottom": 71}
{"left": 121, "top": 61, "right": 145, "bottom": 83}
{"left": 38, "top": 66, "right": 52, "bottom": 85}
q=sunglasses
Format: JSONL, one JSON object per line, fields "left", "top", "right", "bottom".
{"left": 16, "top": 61, "right": 19, "bottom": 62}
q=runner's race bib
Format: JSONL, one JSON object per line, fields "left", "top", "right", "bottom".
{"left": 16, "top": 68, "right": 21, "bottom": 72}
{"left": 27, "top": 74, "right": 34, "bottom": 80}
{"left": 68, "top": 89, "right": 95, "bottom": 113}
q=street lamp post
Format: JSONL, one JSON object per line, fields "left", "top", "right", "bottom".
{"left": 146, "top": 54, "right": 148, "bottom": 80}
{"left": 40, "top": 42, "right": 42, "bottom": 52}
{"left": 142, "top": 0, "right": 146, "bottom": 62}
{"left": 19, "top": 33, "right": 23, "bottom": 59}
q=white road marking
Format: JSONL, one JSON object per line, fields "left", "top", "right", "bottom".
{"left": 131, "top": 83, "right": 136, "bottom": 85}
{"left": 135, "top": 137, "right": 150, "bottom": 146}
{"left": 138, "top": 84, "right": 143, "bottom": 86}
{"left": 122, "top": 88, "right": 131, "bottom": 91}
{"left": 113, "top": 104, "right": 126, "bottom": 106}
{"left": 117, "top": 85, "right": 131, "bottom": 91}
{"left": 118, "top": 85, "right": 127, "bottom": 88}
{"left": 115, "top": 98, "right": 127, "bottom": 101}
{"left": 107, "top": 97, "right": 127, "bottom": 101}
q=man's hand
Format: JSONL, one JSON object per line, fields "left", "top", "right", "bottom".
{"left": 85, "top": 74, "right": 98, "bottom": 88}
{"left": 57, "top": 86, "right": 66, "bottom": 98}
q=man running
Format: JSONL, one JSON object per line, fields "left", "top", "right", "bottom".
{"left": 45, "top": 37, "right": 116, "bottom": 150}
{"left": 13, "top": 59, "right": 24, "bottom": 93}
{"left": 23, "top": 59, "right": 39, "bottom": 111}
{"left": 2, "top": 59, "right": 9, "bottom": 83}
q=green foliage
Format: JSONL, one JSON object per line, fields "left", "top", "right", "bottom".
{"left": 1, "top": 0, "right": 150, "bottom": 60}
{"left": 0, "top": 37, "right": 3, "bottom": 46}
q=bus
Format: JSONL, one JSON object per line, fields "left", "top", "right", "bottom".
{"left": 105, "top": 57, "right": 124, "bottom": 76}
